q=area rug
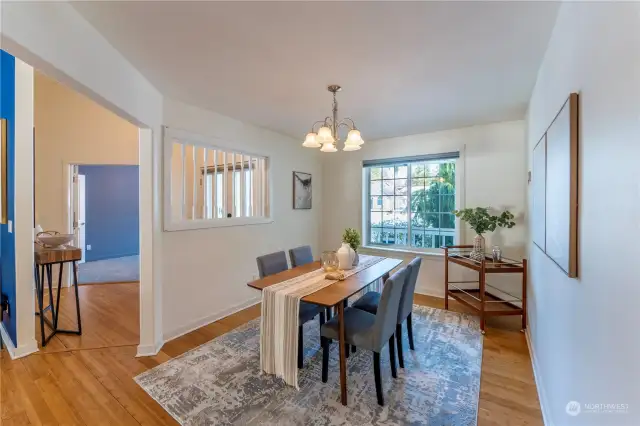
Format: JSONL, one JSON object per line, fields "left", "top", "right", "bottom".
{"left": 78, "top": 255, "right": 139, "bottom": 284}
{"left": 135, "top": 305, "right": 483, "bottom": 425}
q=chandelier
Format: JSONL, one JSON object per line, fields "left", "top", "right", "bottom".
{"left": 302, "top": 85, "right": 364, "bottom": 152}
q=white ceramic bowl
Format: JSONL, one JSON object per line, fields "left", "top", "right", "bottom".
{"left": 37, "top": 234, "right": 74, "bottom": 248}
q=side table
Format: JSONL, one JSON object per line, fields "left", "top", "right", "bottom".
{"left": 442, "top": 245, "right": 527, "bottom": 334}
{"left": 34, "top": 244, "right": 82, "bottom": 346}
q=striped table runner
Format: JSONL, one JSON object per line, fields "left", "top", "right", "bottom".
{"left": 260, "top": 255, "right": 385, "bottom": 389}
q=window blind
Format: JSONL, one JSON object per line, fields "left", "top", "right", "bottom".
{"left": 362, "top": 151, "right": 460, "bottom": 168}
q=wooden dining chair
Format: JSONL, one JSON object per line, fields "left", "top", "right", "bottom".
{"left": 288, "top": 245, "right": 314, "bottom": 268}
{"left": 351, "top": 257, "right": 422, "bottom": 369}
{"left": 256, "top": 250, "right": 325, "bottom": 368}
{"left": 319, "top": 265, "right": 410, "bottom": 406}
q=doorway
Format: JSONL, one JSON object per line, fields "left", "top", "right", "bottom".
{"left": 32, "top": 70, "right": 143, "bottom": 352}
{"left": 69, "top": 164, "right": 140, "bottom": 284}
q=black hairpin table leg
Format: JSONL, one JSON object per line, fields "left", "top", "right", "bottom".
{"left": 35, "top": 260, "right": 83, "bottom": 347}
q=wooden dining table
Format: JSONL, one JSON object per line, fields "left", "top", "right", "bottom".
{"left": 247, "top": 256, "right": 403, "bottom": 406}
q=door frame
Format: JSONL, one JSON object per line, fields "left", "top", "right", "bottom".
{"left": 62, "top": 162, "right": 139, "bottom": 285}
{"left": 6, "top": 36, "right": 162, "bottom": 360}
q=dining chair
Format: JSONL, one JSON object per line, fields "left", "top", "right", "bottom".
{"left": 319, "top": 265, "right": 410, "bottom": 406}
{"left": 256, "top": 250, "right": 325, "bottom": 369}
{"left": 288, "top": 245, "right": 314, "bottom": 268}
{"left": 351, "top": 257, "right": 422, "bottom": 369}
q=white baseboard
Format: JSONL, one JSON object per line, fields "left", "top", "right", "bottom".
{"left": 0, "top": 323, "right": 38, "bottom": 359}
{"left": 136, "top": 339, "right": 164, "bottom": 358}
{"left": 415, "top": 287, "right": 446, "bottom": 299}
{"left": 525, "top": 329, "right": 553, "bottom": 426}
{"left": 162, "top": 296, "right": 261, "bottom": 343}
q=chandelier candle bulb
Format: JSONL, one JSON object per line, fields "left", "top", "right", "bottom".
{"left": 317, "top": 126, "right": 334, "bottom": 143}
{"left": 347, "top": 129, "right": 364, "bottom": 146}
{"left": 302, "top": 132, "right": 320, "bottom": 148}
{"left": 320, "top": 142, "right": 337, "bottom": 153}
{"left": 343, "top": 144, "right": 361, "bottom": 151}
{"left": 302, "top": 84, "right": 364, "bottom": 152}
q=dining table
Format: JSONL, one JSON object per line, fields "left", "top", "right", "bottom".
{"left": 247, "top": 256, "right": 403, "bottom": 406}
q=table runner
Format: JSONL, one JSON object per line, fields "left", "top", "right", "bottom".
{"left": 260, "top": 255, "right": 384, "bottom": 388}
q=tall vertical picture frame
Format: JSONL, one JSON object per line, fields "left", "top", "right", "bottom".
{"left": 531, "top": 93, "right": 579, "bottom": 278}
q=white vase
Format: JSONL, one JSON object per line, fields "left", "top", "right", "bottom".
{"left": 337, "top": 243, "right": 355, "bottom": 270}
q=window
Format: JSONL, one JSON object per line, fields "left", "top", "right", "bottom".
{"left": 164, "top": 127, "right": 270, "bottom": 231}
{"left": 364, "top": 153, "right": 459, "bottom": 251}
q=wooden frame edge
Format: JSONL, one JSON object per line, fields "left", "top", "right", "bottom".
{"left": 568, "top": 92, "right": 579, "bottom": 278}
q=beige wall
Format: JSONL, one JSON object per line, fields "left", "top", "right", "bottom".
{"left": 34, "top": 71, "right": 139, "bottom": 233}
{"left": 162, "top": 98, "right": 322, "bottom": 340}
{"left": 321, "top": 120, "right": 527, "bottom": 297}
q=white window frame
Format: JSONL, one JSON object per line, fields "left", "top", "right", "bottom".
{"left": 163, "top": 126, "right": 273, "bottom": 231}
{"left": 361, "top": 155, "right": 464, "bottom": 254}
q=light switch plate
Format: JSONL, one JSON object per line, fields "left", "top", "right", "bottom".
{"left": 87, "top": 245, "right": 92, "bottom": 250}
{"left": 8, "top": 220, "right": 12, "bottom": 233}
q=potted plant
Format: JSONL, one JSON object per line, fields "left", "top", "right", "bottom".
{"left": 342, "top": 228, "right": 362, "bottom": 267}
{"left": 452, "top": 207, "right": 515, "bottom": 261}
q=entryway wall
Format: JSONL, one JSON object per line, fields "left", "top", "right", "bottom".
{"left": 2, "top": 1, "right": 163, "bottom": 357}
{"left": 34, "top": 71, "right": 139, "bottom": 235}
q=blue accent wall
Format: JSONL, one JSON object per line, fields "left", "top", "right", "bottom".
{"left": 0, "top": 50, "right": 17, "bottom": 346}
{"left": 78, "top": 165, "right": 139, "bottom": 262}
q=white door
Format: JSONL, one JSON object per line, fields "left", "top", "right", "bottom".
{"left": 72, "top": 167, "right": 86, "bottom": 263}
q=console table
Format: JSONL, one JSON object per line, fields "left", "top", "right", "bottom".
{"left": 442, "top": 245, "right": 527, "bottom": 334}
{"left": 34, "top": 244, "right": 82, "bottom": 346}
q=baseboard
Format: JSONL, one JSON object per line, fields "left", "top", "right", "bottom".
{"left": 136, "top": 339, "right": 164, "bottom": 358}
{"left": 163, "top": 296, "right": 261, "bottom": 343}
{"left": 0, "top": 323, "right": 38, "bottom": 359}
{"left": 415, "top": 287, "right": 446, "bottom": 299}
{"left": 525, "top": 329, "right": 553, "bottom": 426}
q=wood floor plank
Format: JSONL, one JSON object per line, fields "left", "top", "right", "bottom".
{"left": 3, "top": 282, "right": 542, "bottom": 425}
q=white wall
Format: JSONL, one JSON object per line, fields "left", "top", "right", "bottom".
{"left": 162, "top": 99, "right": 323, "bottom": 340}
{"left": 34, "top": 71, "right": 139, "bottom": 234}
{"left": 322, "top": 120, "right": 527, "bottom": 297}
{"left": 1, "top": 1, "right": 164, "bottom": 355}
{"left": 13, "top": 58, "right": 37, "bottom": 358}
{"left": 526, "top": 3, "right": 640, "bottom": 425}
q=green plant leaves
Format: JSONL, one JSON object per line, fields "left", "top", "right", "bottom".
{"left": 452, "top": 207, "right": 516, "bottom": 235}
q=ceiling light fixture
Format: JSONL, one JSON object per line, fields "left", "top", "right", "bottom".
{"left": 302, "top": 85, "right": 364, "bottom": 152}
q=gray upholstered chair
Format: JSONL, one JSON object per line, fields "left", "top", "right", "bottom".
{"left": 351, "top": 257, "right": 422, "bottom": 368}
{"left": 320, "top": 265, "right": 411, "bottom": 406}
{"left": 289, "top": 245, "right": 314, "bottom": 268}
{"left": 256, "top": 250, "right": 325, "bottom": 368}
{"left": 256, "top": 251, "right": 289, "bottom": 279}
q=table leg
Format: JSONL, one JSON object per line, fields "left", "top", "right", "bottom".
{"left": 72, "top": 261, "right": 82, "bottom": 334}
{"left": 521, "top": 259, "right": 527, "bottom": 332}
{"left": 35, "top": 265, "right": 46, "bottom": 347}
{"left": 46, "top": 264, "right": 55, "bottom": 321}
{"left": 479, "top": 260, "right": 486, "bottom": 334}
{"left": 444, "top": 248, "right": 449, "bottom": 310}
{"left": 54, "top": 263, "right": 63, "bottom": 329}
{"left": 338, "top": 300, "right": 347, "bottom": 406}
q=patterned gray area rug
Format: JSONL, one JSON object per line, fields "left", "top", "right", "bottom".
{"left": 135, "top": 305, "right": 482, "bottom": 425}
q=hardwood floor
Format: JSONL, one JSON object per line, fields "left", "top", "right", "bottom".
{"left": 35, "top": 282, "right": 140, "bottom": 353}
{"left": 2, "top": 284, "right": 542, "bottom": 425}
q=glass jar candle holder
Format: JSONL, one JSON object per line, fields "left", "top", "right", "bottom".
{"left": 321, "top": 250, "right": 339, "bottom": 272}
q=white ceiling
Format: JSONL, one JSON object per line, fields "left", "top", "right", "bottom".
{"left": 72, "top": 1, "right": 559, "bottom": 141}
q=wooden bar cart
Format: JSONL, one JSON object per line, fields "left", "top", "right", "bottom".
{"left": 442, "top": 245, "right": 527, "bottom": 334}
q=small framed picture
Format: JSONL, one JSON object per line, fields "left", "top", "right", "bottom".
{"left": 293, "top": 171, "right": 312, "bottom": 209}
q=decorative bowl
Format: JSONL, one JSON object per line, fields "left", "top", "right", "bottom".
{"left": 36, "top": 233, "right": 74, "bottom": 248}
